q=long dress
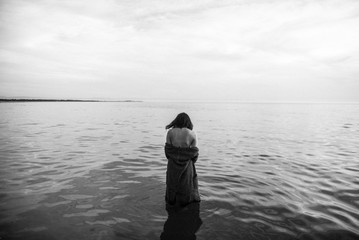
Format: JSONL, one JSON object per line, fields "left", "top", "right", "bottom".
{"left": 164, "top": 143, "right": 201, "bottom": 206}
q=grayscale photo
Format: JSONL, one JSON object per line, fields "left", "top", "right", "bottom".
{"left": 0, "top": 0, "right": 358, "bottom": 239}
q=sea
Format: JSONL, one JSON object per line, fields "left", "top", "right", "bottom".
{"left": 0, "top": 101, "right": 358, "bottom": 240}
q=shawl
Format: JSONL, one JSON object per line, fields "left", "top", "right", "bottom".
{"left": 164, "top": 143, "right": 201, "bottom": 206}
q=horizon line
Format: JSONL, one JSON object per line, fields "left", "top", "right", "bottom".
{"left": 1, "top": 98, "right": 358, "bottom": 104}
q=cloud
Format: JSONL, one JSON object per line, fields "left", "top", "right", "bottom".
{"left": 0, "top": 0, "right": 359, "bottom": 101}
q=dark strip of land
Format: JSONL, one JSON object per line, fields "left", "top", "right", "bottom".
{"left": 0, "top": 99, "right": 141, "bottom": 102}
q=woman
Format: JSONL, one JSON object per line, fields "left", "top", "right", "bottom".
{"left": 164, "top": 113, "right": 200, "bottom": 206}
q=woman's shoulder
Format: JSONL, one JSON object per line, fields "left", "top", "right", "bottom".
{"left": 170, "top": 127, "right": 195, "bottom": 133}
{"left": 189, "top": 129, "right": 196, "bottom": 139}
{"left": 183, "top": 128, "right": 196, "bottom": 138}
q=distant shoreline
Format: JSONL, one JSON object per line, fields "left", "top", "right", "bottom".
{"left": 0, "top": 99, "right": 142, "bottom": 102}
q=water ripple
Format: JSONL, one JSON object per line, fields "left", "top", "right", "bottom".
{"left": 1, "top": 102, "right": 359, "bottom": 239}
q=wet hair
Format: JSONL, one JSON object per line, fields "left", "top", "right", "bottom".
{"left": 166, "top": 112, "right": 193, "bottom": 130}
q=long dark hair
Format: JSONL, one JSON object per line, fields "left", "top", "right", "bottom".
{"left": 166, "top": 112, "right": 193, "bottom": 130}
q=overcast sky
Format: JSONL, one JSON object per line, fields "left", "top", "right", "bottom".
{"left": 1, "top": 0, "right": 358, "bottom": 101}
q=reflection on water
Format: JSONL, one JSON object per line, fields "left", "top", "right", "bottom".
{"left": 161, "top": 202, "right": 202, "bottom": 240}
{"left": 0, "top": 102, "right": 359, "bottom": 239}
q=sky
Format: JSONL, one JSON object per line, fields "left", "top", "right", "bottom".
{"left": 0, "top": 0, "right": 359, "bottom": 102}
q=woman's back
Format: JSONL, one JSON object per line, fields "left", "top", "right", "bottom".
{"left": 167, "top": 128, "right": 197, "bottom": 148}
{"left": 164, "top": 112, "right": 200, "bottom": 206}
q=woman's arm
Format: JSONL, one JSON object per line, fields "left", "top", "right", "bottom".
{"left": 166, "top": 129, "right": 172, "bottom": 145}
{"left": 190, "top": 131, "right": 197, "bottom": 147}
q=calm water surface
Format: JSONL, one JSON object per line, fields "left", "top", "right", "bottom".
{"left": 0, "top": 102, "right": 358, "bottom": 240}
